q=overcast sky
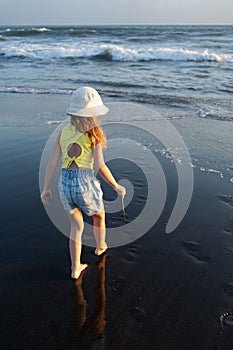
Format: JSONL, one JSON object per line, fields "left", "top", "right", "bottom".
{"left": 0, "top": 0, "right": 232, "bottom": 25}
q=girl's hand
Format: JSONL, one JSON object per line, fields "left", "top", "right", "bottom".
{"left": 114, "top": 183, "right": 126, "bottom": 198}
{"left": 40, "top": 189, "right": 52, "bottom": 205}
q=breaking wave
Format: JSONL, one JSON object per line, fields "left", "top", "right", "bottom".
{"left": 1, "top": 43, "right": 231, "bottom": 62}
{"left": 3, "top": 27, "right": 52, "bottom": 36}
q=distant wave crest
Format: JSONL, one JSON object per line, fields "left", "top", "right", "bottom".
{"left": 3, "top": 27, "right": 52, "bottom": 36}
{"left": 2, "top": 27, "right": 97, "bottom": 37}
{"left": 1, "top": 43, "right": 231, "bottom": 62}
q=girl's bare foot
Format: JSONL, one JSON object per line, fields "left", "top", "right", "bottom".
{"left": 95, "top": 246, "right": 108, "bottom": 256}
{"left": 71, "top": 264, "right": 88, "bottom": 280}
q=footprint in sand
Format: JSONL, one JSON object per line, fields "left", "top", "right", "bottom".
{"left": 137, "top": 193, "right": 147, "bottom": 204}
{"left": 225, "top": 246, "right": 233, "bottom": 254}
{"left": 110, "top": 279, "right": 121, "bottom": 296}
{"left": 218, "top": 195, "right": 233, "bottom": 208}
{"left": 182, "top": 241, "right": 210, "bottom": 262}
{"left": 225, "top": 283, "right": 233, "bottom": 298}
{"left": 223, "top": 220, "right": 233, "bottom": 235}
{"left": 130, "top": 306, "right": 147, "bottom": 333}
{"left": 121, "top": 245, "right": 141, "bottom": 263}
{"left": 110, "top": 275, "right": 126, "bottom": 296}
{"left": 219, "top": 312, "right": 233, "bottom": 349}
{"left": 131, "top": 306, "right": 147, "bottom": 323}
{"left": 220, "top": 312, "right": 233, "bottom": 327}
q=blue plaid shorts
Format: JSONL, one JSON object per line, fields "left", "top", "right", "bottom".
{"left": 58, "top": 168, "right": 104, "bottom": 216}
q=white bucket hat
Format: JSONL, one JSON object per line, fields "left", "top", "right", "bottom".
{"left": 66, "top": 86, "right": 109, "bottom": 117}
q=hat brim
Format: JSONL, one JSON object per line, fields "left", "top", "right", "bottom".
{"left": 66, "top": 104, "right": 109, "bottom": 117}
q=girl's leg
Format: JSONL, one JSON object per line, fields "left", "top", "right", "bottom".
{"left": 68, "top": 208, "right": 88, "bottom": 279}
{"left": 92, "top": 211, "right": 108, "bottom": 256}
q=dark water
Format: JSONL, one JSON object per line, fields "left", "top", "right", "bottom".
{"left": 0, "top": 25, "right": 233, "bottom": 120}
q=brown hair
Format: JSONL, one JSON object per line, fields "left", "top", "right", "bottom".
{"left": 70, "top": 115, "right": 106, "bottom": 149}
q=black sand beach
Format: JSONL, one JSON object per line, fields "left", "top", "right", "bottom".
{"left": 1, "top": 94, "right": 233, "bottom": 350}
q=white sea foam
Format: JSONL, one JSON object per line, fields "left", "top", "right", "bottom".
{"left": 0, "top": 86, "right": 73, "bottom": 94}
{"left": 200, "top": 167, "right": 224, "bottom": 178}
{"left": 31, "top": 27, "right": 52, "bottom": 32}
{"left": 6, "top": 28, "right": 25, "bottom": 32}
{"left": 1, "top": 42, "right": 232, "bottom": 62}
{"left": 46, "top": 120, "right": 66, "bottom": 125}
{"left": 5, "top": 27, "right": 51, "bottom": 33}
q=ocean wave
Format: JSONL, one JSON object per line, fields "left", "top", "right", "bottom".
{"left": 0, "top": 85, "right": 194, "bottom": 107}
{"left": 1, "top": 43, "right": 232, "bottom": 62}
{"left": 69, "top": 28, "right": 97, "bottom": 35}
{"left": 0, "top": 86, "right": 73, "bottom": 94}
{"left": 2, "top": 27, "right": 98, "bottom": 38}
{"left": 66, "top": 78, "right": 144, "bottom": 89}
{"left": 88, "top": 46, "right": 231, "bottom": 62}
{"left": 32, "top": 27, "right": 52, "bottom": 32}
{"left": 3, "top": 27, "right": 52, "bottom": 36}
{"left": 198, "top": 106, "right": 233, "bottom": 121}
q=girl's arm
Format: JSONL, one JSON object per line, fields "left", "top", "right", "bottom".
{"left": 93, "top": 143, "right": 126, "bottom": 197}
{"left": 41, "top": 131, "right": 62, "bottom": 204}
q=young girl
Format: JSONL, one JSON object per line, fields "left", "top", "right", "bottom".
{"left": 40, "top": 87, "right": 126, "bottom": 280}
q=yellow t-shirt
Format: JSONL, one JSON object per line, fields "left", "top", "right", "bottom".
{"left": 60, "top": 124, "right": 94, "bottom": 169}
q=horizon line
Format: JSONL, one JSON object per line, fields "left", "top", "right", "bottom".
{"left": 0, "top": 23, "right": 233, "bottom": 26}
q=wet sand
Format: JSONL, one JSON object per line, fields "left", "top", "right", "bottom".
{"left": 1, "top": 95, "right": 233, "bottom": 350}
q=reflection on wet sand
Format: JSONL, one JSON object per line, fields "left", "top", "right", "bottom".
{"left": 52, "top": 253, "right": 108, "bottom": 350}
